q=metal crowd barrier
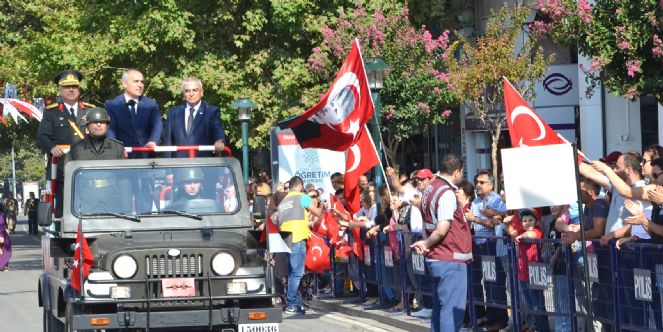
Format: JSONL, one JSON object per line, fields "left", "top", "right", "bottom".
{"left": 313, "top": 230, "right": 663, "bottom": 331}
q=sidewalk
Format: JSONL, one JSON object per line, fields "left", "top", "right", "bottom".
{"left": 308, "top": 295, "right": 430, "bottom": 332}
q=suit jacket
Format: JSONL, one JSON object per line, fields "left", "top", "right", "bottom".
{"left": 163, "top": 101, "right": 226, "bottom": 157}
{"left": 105, "top": 94, "right": 163, "bottom": 158}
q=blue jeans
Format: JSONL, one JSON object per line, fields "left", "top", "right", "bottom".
{"left": 286, "top": 240, "right": 306, "bottom": 308}
{"left": 429, "top": 261, "right": 467, "bottom": 332}
{"left": 520, "top": 281, "right": 549, "bottom": 332}
{"left": 553, "top": 274, "right": 572, "bottom": 332}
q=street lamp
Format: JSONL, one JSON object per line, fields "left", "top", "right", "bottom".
{"left": 232, "top": 97, "right": 256, "bottom": 184}
{"left": 364, "top": 57, "right": 390, "bottom": 188}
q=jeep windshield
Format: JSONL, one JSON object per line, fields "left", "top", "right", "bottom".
{"left": 71, "top": 165, "right": 240, "bottom": 218}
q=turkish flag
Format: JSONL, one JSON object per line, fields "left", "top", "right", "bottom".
{"left": 305, "top": 233, "right": 331, "bottom": 273}
{"left": 344, "top": 127, "right": 379, "bottom": 214}
{"left": 350, "top": 227, "right": 364, "bottom": 261}
{"left": 335, "top": 239, "right": 353, "bottom": 259}
{"left": 504, "top": 78, "right": 563, "bottom": 147}
{"left": 312, "top": 210, "right": 340, "bottom": 244}
{"left": 278, "top": 38, "right": 374, "bottom": 151}
{"left": 71, "top": 225, "right": 94, "bottom": 293}
{"left": 259, "top": 216, "right": 291, "bottom": 253}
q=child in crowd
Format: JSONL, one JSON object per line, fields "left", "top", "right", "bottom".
{"left": 504, "top": 209, "right": 549, "bottom": 332}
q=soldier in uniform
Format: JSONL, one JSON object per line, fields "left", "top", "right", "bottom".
{"left": 66, "top": 107, "right": 125, "bottom": 161}
{"left": 36, "top": 70, "right": 94, "bottom": 217}
{"left": 24, "top": 192, "right": 39, "bottom": 235}
{"left": 170, "top": 168, "right": 222, "bottom": 212}
{"left": 2, "top": 193, "right": 18, "bottom": 235}
{"left": 67, "top": 108, "right": 128, "bottom": 214}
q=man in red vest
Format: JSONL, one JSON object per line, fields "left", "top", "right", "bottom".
{"left": 411, "top": 154, "right": 472, "bottom": 332}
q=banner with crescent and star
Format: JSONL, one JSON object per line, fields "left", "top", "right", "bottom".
{"left": 278, "top": 38, "right": 374, "bottom": 151}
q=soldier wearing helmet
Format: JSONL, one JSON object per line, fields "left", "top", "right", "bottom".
{"left": 170, "top": 168, "right": 223, "bottom": 212}
{"left": 66, "top": 107, "right": 125, "bottom": 161}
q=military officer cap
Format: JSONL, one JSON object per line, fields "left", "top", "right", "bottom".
{"left": 53, "top": 70, "right": 83, "bottom": 86}
{"left": 85, "top": 107, "right": 111, "bottom": 125}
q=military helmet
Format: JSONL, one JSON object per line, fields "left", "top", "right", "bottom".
{"left": 85, "top": 107, "right": 110, "bottom": 125}
{"left": 178, "top": 168, "right": 204, "bottom": 182}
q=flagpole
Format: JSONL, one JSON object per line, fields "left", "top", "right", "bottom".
{"left": 78, "top": 209, "right": 84, "bottom": 297}
{"left": 572, "top": 143, "right": 593, "bottom": 330}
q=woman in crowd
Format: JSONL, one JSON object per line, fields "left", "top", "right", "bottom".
{"left": 0, "top": 204, "right": 10, "bottom": 271}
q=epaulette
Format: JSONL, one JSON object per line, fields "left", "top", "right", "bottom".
{"left": 80, "top": 102, "right": 96, "bottom": 108}
{"left": 46, "top": 103, "right": 59, "bottom": 110}
{"left": 107, "top": 137, "right": 124, "bottom": 146}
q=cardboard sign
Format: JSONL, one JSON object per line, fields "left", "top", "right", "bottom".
{"left": 502, "top": 144, "right": 578, "bottom": 210}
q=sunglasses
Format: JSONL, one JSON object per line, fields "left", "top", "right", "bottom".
{"left": 309, "top": 194, "right": 318, "bottom": 199}
{"left": 653, "top": 171, "right": 663, "bottom": 180}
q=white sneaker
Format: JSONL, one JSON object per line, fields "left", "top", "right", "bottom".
{"left": 411, "top": 308, "right": 432, "bottom": 318}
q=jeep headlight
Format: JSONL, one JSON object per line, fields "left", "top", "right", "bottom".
{"left": 211, "top": 252, "right": 235, "bottom": 275}
{"left": 112, "top": 255, "right": 137, "bottom": 279}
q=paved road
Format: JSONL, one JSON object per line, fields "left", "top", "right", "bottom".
{"left": 0, "top": 217, "right": 396, "bottom": 331}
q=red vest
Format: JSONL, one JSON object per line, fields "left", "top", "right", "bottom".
{"left": 422, "top": 176, "right": 472, "bottom": 262}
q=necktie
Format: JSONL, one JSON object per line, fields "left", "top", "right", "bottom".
{"left": 186, "top": 107, "right": 195, "bottom": 136}
{"left": 69, "top": 107, "right": 75, "bottom": 118}
{"left": 127, "top": 100, "right": 136, "bottom": 115}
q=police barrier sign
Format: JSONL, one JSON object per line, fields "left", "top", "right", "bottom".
{"left": 587, "top": 253, "right": 599, "bottom": 283}
{"left": 481, "top": 256, "right": 497, "bottom": 283}
{"left": 528, "top": 262, "right": 548, "bottom": 290}
{"left": 412, "top": 253, "right": 425, "bottom": 275}
{"left": 634, "top": 268, "right": 653, "bottom": 302}
{"left": 363, "top": 245, "right": 371, "bottom": 266}
{"left": 384, "top": 246, "right": 394, "bottom": 267}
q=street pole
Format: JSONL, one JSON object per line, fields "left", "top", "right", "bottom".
{"left": 370, "top": 90, "right": 382, "bottom": 188}
{"left": 11, "top": 145, "right": 17, "bottom": 197}
{"left": 241, "top": 120, "right": 249, "bottom": 185}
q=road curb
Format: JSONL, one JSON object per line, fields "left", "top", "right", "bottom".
{"left": 309, "top": 297, "right": 429, "bottom": 332}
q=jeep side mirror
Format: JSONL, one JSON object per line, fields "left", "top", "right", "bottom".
{"left": 37, "top": 201, "right": 53, "bottom": 226}
{"left": 253, "top": 195, "right": 267, "bottom": 219}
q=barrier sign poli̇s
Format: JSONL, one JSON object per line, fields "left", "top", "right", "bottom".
{"left": 270, "top": 128, "right": 345, "bottom": 203}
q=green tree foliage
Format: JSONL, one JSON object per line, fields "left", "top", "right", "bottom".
{"left": 0, "top": 0, "right": 356, "bottom": 150}
{"left": 537, "top": 1, "right": 663, "bottom": 100}
{"left": 307, "top": 2, "right": 457, "bottom": 166}
{"left": 443, "top": 3, "right": 552, "bottom": 187}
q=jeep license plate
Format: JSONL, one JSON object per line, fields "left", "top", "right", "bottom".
{"left": 238, "top": 323, "right": 279, "bottom": 332}
{"left": 161, "top": 277, "right": 195, "bottom": 297}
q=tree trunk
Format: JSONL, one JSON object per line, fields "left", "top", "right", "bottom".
{"left": 491, "top": 121, "right": 502, "bottom": 192}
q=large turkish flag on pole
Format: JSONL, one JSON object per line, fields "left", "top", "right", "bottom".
{"left": 278, "top": 38, "right": 374, "bottom": 151}
{"left": 504, "top": 78, "right": 563, "bottom": 147}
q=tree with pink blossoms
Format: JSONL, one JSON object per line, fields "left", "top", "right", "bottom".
{"left": 538, "top": 0, "right": 663, "bottom": 100}
{"left": 443, "top": 4, "right": 552, "bottom": 188}
{"left": 306, "top": 2, "right": 456, "bottom": 167}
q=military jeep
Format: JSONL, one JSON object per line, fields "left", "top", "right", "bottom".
{"left": 38, "top": 157, "right": 282, "bottom": 331}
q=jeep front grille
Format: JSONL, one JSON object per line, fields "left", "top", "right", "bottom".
{"left": 145, "top": 254, "right": 203, "bottom": 278}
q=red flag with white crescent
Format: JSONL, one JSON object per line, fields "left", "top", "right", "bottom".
{"left": 278, "top": 38, "right": 374, "bottom": 151}
{"left": 504, "top": 78, "right": 587, "bottom": 161}
{"left": 503, "top": 78, "right": 562, "bottom": 147}
{"left": 344, "top": 127, "right": 379, "bottom": 214}
{"left": 305, "top": 233, "right": 331, "bottom": 273}
{"left": 71, "top": 225, "right": 94, "bottom": 292}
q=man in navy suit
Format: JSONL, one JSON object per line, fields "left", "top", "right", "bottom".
{"left": 163, "top": 77, "right": 226, "bottom": 157}
{"left": 105, "top": 69, "right": 163, "bottom": 158}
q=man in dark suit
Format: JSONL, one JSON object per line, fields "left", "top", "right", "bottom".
{"left": 36, "top": 69, "right": 95, "bottom": 217}
{"left": 105, "top": 69, "right": 162, "bottom": 158}
{"left": 164, "top": 77, "right": 226, "bottom": 157}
